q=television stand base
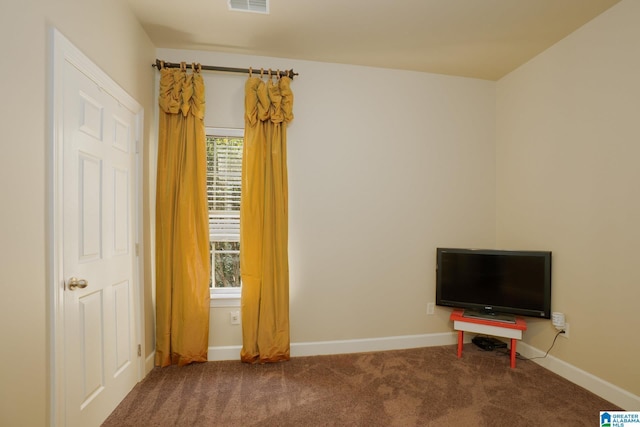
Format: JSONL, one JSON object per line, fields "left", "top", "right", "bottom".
{"left": 463, "top": 310, "right": 516, "bottom": 324}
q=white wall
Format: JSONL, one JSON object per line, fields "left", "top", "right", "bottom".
{"left": 496, "top": 0, "right": 640, "bottom": 396}
{"left": 157, "top": 48, "right": 497, "bottom": 347}
{"left": 5, "top": 0, "right": 636, "bottom": 423}
{"left": 0, "top": 1, "right": 155, "bottom": 425}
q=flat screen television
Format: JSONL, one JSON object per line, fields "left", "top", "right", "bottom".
{"left": 436, "top": 248, "right": 552, "bottom": 322}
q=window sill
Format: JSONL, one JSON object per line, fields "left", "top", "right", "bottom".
{"left": 210, "top": 292, "right": 241, "bottom": 308}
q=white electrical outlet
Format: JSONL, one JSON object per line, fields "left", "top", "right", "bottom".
{"left": 561, "top": 322, "right": 570, "bottom": 339}
{"left": 230, "top": 311, "right": 241, "bottom": 325}
{"left": 427, "top": 302, "right": 435, "bottom": 315}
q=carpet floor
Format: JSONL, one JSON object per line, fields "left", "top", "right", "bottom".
{"left": 102, "top": 344, "right": 620, "bottom": 426}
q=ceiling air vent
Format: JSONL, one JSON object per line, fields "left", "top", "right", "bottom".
{"left": 228, "top": 0, "right": 269, "bottom": 14}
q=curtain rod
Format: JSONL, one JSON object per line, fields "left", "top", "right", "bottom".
{"left": 153, "top": 59, "right": 298, "bottom": 80}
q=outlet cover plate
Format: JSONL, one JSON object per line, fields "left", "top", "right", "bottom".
{"left": 427, "top": 302, "right": 435, "bottom": 315}
{"left": 561, "top": 323, "right": 570, "bottom": 338}
{"left": 230, "top": 311, "right": 241, "bottom": 325}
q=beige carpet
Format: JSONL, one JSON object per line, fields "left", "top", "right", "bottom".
{"left": 103, "top": 344, "right": 619, "bottom": 426}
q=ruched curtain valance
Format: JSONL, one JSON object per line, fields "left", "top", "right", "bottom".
{"left": 155, "top": 65, "right": 210, "bottom": 367}
{"left": 240, "top": 76, "right": 294, "bottom": 363}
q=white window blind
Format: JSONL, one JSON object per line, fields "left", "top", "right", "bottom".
{"left": 207, "top": 136, "right": 242, "bottom": 242}
{"left": 206, "top": 128, "right": 243, "bottom": 291}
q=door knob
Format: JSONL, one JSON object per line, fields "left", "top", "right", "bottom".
{"left": 68, "top": 277, "right": 88, "bottom": 290}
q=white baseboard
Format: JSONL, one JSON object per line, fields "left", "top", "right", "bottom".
{"left": 208, "top": 332, "right": 460, "bottom": 361}
{"left": 145, "top": 351, "right": 156, "bottom": 375}
{"left": 209, "top": 345, "right": 242, "bottom": 361}
{"left": 517, "top": 342, "right": 640, "bottom": 411}
{"left": 292, "top": 332, "right": 460, "bottom": 357}
{"left": 208, "top": 334, "right": 638, "bottom": 410}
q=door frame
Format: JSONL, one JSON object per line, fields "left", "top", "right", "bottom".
{"left": 49, "top": 28, "right": 145, "bottom": 426}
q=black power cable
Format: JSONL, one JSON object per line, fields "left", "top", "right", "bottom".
{"left": 493, "top": 329, "right": 565, "bottom": 361}
{"left": 521, "top": 329, "right": 565, "bottom": 360}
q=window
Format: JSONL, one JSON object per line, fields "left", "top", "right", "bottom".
{"left": 207, "top": 128, "right": 243, "bottom": 304}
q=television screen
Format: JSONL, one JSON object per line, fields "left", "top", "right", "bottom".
{"left": 436, "top": 248, "right": 552, "bottom": 320}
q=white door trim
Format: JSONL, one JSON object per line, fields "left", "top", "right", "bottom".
{"left": 50, "top": 28, "right": 144, "bottom": 426}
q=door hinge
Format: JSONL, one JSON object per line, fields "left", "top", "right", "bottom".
{"left": 137, "top": 344, "right": 141, "bottom": 357}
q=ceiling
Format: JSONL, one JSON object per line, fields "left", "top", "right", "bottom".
{"left": 124, "top": 0, "right": 621, "bottom": 81}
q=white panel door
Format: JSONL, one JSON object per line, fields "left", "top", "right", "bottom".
{"left": 62, "top": 59, "right": 138, "bottom": 426}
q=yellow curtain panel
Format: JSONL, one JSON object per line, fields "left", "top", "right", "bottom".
{"left": 240, "top": 76, "right": 294, "bottom": 363}
{"left": 155, "top": 65, "right": 210, "bottom": 367}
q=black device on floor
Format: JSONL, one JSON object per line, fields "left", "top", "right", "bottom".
{"left": 472, "top": 336, "right": 508, "bottom": 351}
